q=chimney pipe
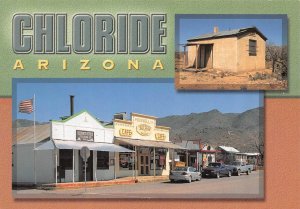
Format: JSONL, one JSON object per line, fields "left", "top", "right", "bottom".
{"left": 70, "top": 95, "right": 74, "bottom": 116}
{"left": 214, "top": 26, "right": 219, "bottom": 33}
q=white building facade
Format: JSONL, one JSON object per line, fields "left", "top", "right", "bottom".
{"left": 13, "top": 111, "right": 133, "bottom": 185}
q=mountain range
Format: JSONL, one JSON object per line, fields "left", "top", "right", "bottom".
{"left": 156, "top": 107, "right": 263, "bottom": 152}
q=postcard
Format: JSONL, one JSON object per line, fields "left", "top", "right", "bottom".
{"left": 0, "top": 0, "right": 299, "bottom": 208}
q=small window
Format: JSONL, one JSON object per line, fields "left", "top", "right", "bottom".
{"left": 97, "top": 151, "right": 109, "bottom": 170}
{"left": 249, "top": 40, "right": 257, "bottom": 56}
{"left": 119, "top": 144, "right": 135, "bottom": 170}
{"left": 59, "top": 149, "right": 73, "bottom": 169}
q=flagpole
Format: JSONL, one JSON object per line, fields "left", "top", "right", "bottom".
{"left": 33, "top": 94, "right": 36, "bottom": 185}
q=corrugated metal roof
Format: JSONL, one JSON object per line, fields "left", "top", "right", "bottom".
{"left": 187, "top": 27, "right": 267, "bottom": 42}
{"left": 177, "top": 140, "right": 199, "bottom": 150}
{"left": 14, "top": 123, "right": 50, "bottom": 145}
{"left": 218, "top": 146, "right": 240, "bottom": 153}
{"left": 34, "top": 139, "right": 135, "bottom": 152}
{"left": 243, "top": 152, "right": 261, "bottom": 156}
{"left": 115, "top": 137, "right": 186, "bottom": 150}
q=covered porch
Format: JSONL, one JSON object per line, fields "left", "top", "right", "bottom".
{"left": 115, "top": 137, "right": 186, "bottom": 177}
{"left": 35, "top": 139, "right": 135, "bottom": 184}
{"left": 182, "top": 43, "right": 213, "bottom": 70}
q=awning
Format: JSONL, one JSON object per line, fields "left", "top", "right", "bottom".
{"left": 35, "top": 139, "right": 134, "bottom": 152}
{"left": 200, "top": 150, "right": 219, "bottom": 153}
{"left": 115, "top": 137, "right": 186, "bottom": 150}
{"left": 35, "top": 140, "right": 55, "bottom": 150}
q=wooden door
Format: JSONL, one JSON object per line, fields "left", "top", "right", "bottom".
{"left": 139, "top": 154, "right": 150, "bottom": 175}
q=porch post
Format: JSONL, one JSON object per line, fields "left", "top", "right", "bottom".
{"left": 195, "top": 45, "right": 198, "bottom": 70}
{"left": 131, "top": 152, "right": 134, "bottom": 179}
{"left": 72, "top": 149, "right": 75, "bottom": 182}
{"left": 183, "top": 46, "right": 186, "bottom": 68}
{"left": 95, "top": 151, "right": 97, "bottom": 181}
{"left": 186, "top": 151, "right": 188, "bottom": 166}
{"left": 196, "top": 152, "right": 198, "bottom": 171}
{"left": 172, "top": 149, "right": 175, "bottom": 170}
{"left": 134, "top": 146, "right": 137, "bottom": 179}
{"left": 114, "top": 152, "right": 117, "bottom": 180}
{"left": 55, "top": 148, "right": 58, "bottom": 184}
{"left": 153, "top": 147, "right": 156, "bottom": 177}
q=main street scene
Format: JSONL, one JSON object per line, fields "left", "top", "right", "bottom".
{"left": 13, "top": 81, "right": 264, "bottom": 199}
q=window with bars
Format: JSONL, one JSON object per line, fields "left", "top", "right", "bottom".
{"left": 249, "top": 39, "right": 257, "bottom": 56}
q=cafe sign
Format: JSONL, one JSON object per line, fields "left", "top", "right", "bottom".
{"left": 76, "top": 130, "right": 94, "bottom": 142}
{"left": 155, "top": 133, "right": 166, "bottom": 141}
{"left": 119, "top": 128, "right": 133, "bottom": 137}
{"left": 136, "top": 124, "right": 151, "bottom": 136}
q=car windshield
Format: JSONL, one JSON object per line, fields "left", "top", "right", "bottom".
{"left": 174, "top": 167, "right": 188, "bottom": 171}
{"left": 208, "top": 163, "right": 221, "bottom": 167}
{"left": 232, "top": 162, "right": 241, "bottom": 166}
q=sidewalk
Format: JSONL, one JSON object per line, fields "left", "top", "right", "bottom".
{"left": 40, "top": 175, "right": 169, "bottom": 190}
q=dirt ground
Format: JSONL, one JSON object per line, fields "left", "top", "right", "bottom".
{"left": 175, "top": 68, "right": 287, "bottom": 90}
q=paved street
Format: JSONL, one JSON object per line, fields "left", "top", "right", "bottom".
{"left": 14, "top": 170, "right": 264, "bottom": 199}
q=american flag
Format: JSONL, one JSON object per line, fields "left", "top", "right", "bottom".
{"left": 19, "top": 99, "right": 33, "bottom": 114}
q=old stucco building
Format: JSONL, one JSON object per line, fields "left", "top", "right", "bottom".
{"left": 184, "top": 26, "right": 267, "bottom": 72}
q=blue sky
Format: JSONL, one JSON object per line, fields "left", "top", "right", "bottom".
{"left": 14, "top": 79, "right": 263, "bottom": 123}
{"left": 176, "top": 15, "right": 287, "bottom": 51}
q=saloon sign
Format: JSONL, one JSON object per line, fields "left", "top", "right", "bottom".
{"left": 136, "top": 124, "right": 151, "bottom": 136}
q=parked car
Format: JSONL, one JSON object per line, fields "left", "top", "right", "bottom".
{"left": 169, "top": 166, "right": 201, "bottom": 183}
{"left": 226, "top": 161, "right": 254, "bottom": 176}
{"left": 202, "top": 162, "right": 233, "bottom": 178}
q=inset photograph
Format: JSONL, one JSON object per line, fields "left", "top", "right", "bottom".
{"left": 175, "top": 14, "right": 288, "bottom": 90}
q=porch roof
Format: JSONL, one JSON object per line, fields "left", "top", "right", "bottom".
{"left": 115, "top": 137, "right": 186, "bottom": 150}
{"left": 35, "top": 139, "right": 135, "bottom": 152}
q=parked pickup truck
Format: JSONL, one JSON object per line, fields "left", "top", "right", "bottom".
{"left": 226, "top": 161, "right": 254, "bottom": 176}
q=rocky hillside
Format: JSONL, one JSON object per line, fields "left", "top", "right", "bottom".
{"left": 157, "top": 107, "right": 263, "bottom": 152}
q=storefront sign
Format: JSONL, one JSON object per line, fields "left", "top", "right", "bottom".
{"left": 133, "top": 116, "right": 155, "bottom": 125}
{"left": 155, "top": 133, "right": 166, "bottom": 141}
{"left": 136, "top": 124, "right": 151, "bottom": 136}
{"left": 114, "top": 113, "right": 169, "bottom": 141}
{"left": 76, "top": 130, "right": 94, "bottom": 142}
{"left": 119, "top": 128, "right": 133, "bottom": 137}
{"left": 175, "top": 161, "right": 186, "bottom": 167}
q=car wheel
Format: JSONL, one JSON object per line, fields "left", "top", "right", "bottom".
{"left": 216, "top": 172, "right": 220, "bottom": 179}
{"left": 188, "top": 176, "right": 192, "bottom": 183}
{"left": 170, "top": 179, "right": 175, "bottom": 183}
{"left": 228, "top": 171, "right": 231, "bottom": 177}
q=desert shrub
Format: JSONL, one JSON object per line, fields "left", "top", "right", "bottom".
{"left": 266, "top": 44, "right": 288, "bottom": 79}
{"left": 249, "top": 73, "right": 271, "bottom": 81}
